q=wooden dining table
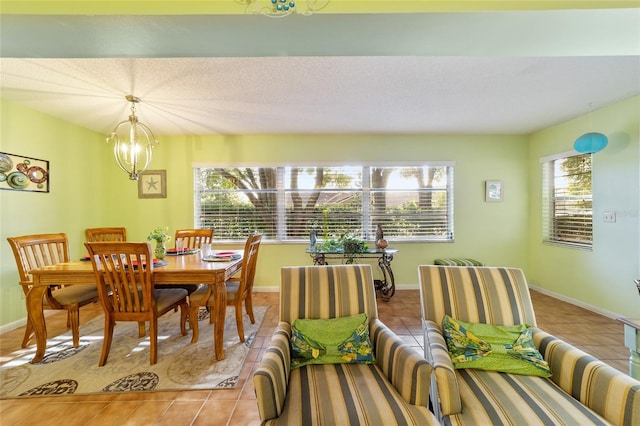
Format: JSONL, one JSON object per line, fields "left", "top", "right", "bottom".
{"left": 26, "top": 250, "right": 243, "bottom": 364}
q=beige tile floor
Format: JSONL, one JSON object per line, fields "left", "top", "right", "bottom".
{"left": 0, "top": 290, "right": 630, "bottom": 425}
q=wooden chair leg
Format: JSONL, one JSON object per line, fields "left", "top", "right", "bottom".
{"left": 21, "top": 320, "right": 33, "bottom": 348}
{"left": 99, "top": 317, "right": 114, "bottom": 367}
{"left": 208, "top": 300, "right": 215, "bottom": 325}
{"left": 189, "top": 304, "right": 200, "bottom": 344}
{"left": 138, "top": 321, "right": 146, "bottom": 337}
{"left": 235, "top": 302, "right": 245, "bottom": 343}
{"left": 179, "top": 303, "right": 188, "bottom": 336}
{"left": 150, "top": 318, "right": 158, "bottom": 365}
{"left": 245, "top": 295, "right": 255, "bottom": 324}
{"left": 68, "top": 305, "right": 80, "bottom": 347}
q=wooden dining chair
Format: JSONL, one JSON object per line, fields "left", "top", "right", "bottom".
{"left": 7, "top": 233, "right": 99, "bottom": 348}
{"left": 189, "top": 233, "right": 263, "bottom": 343}
{"left": 174, "top": 228, "right": 213, "bottom": 249}
{"left": 85, "top": 227, "right": 127, "bottom": 242}
{"left": 166, "top": 229, "right": 214, "bottom": 296}
{"left": 84, "top": 241, "right": 189, "bottom": 366}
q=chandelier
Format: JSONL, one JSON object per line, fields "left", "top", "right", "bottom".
{"left": 107, "top": 95, "right": 159, "bottom": 181}
{"left": 241, "top": 0, "right": 330, "bottom": 17}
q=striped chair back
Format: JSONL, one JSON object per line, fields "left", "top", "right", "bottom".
{"left": 418, "top": 265, "right": 537, "bottom": 326}
{"left": 280, "top": 264, "right": 378, "bottom": 324}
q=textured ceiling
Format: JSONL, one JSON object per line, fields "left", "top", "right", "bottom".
{"left": 1, "top": 10, "right": 639, "bottom": 136}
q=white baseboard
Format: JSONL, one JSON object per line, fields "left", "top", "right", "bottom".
{"left": 0, "top": 310, "right": 59, "bottom": 335}
{"left": 254, "top": 286, "right": 280, "bottom": 292}
{"left": 527, "top": 284, "right": 623, "bottom": 320}
{"left": 0, "top": 317, "right": 27, "bottom": 335}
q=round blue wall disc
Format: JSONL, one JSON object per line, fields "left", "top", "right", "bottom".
{"left": 574, "top": 132, "right": 608, "bottom": 154}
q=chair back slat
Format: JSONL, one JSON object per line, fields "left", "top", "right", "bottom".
{"left": 85, "top": 227, "right": 127, "bottom": 242}
{"left": 238, "top": 233, "right": 263, "bottom": 300}
{"left": 7, "top": 233, "right": 70, "bottom": 287}
{"left": 174, "top": 229, "right": 213, "bottom": 249}
{"left": 418, "top": 265, "right": 537, "bottom": 326}
{"left": 85, "top": 242, "right": 155, "bottom": 318}
{"left": 279, "top": 264, "right": 378, "bottom": 324}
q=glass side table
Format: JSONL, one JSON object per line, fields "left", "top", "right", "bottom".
{"left": 306, "top": 248, "right": 398, "bottom": 301}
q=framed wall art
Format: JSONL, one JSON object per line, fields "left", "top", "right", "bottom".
{"left": 0, "top": 152, "right": 50, "bottom": 193}
{"left": 485, "top": 180, "right": 503, "bottom": 202}
{"left": 138, "top": 169, "right": 167, "bottom": 199}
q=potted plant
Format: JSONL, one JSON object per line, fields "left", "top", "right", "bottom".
{"left": 147, "top": 226, "right": 171, "bottom": 259}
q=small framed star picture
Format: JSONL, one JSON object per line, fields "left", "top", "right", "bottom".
{"left": 138, "top": 170, "right": 167, "bottom": 199}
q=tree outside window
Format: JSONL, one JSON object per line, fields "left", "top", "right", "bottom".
{"left": 195, "top": 164, "right": 454, "bottom": 242}
{"left": 542, "top": 153, "right": 592, "bottom": 248}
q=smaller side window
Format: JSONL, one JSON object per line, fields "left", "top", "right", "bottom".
{"left": 541, "top": 153, "right": 592, "bottom": 249}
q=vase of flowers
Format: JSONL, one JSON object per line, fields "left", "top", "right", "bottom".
{"left": 147, "top": 226, "right": 171, "bottom": 259}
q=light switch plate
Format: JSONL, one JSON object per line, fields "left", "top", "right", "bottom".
{"left": 603, "top": 211, "right": 616, "bottom": 223}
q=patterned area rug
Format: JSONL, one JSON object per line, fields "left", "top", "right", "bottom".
{"left": 0, "top": 306, "right": 267, "bottom": 398}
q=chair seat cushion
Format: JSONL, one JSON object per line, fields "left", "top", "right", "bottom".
{"left": 266, "top": 363, "right": 438, "bottom": 425}
{"left": 153, "top": 288, "right": 188, "bottom": 311}
{"left": 446, "top": 369, "right": 611, "bottom": 425}
{"left": 51, "top": 284, "right": 98, "bottom": 305}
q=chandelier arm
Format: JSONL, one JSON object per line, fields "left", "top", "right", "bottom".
{"left": 134, "top": 123, "right": 158, "bottom": 173}
{"left": 106, "top": 95, "right": 158, "bottom": 180}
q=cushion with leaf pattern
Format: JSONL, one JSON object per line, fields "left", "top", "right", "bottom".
{"left": 290, "top": 313, "right": 375, "bottom": 369}
{"left": 442, "top": 315, "right": 551, "bottom": 377}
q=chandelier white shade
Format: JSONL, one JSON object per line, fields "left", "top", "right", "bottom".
{"left": 107, "top": 95, "right": 159, "bottom": 180}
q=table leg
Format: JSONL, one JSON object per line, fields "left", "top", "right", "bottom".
{"left": 26, "top": 286, "right": 48, "bottom": 363}
{"left": 212, "top": 282, "right": 227, "bottom": 360}
{"left": 376, "top": 253, "right": 396, "bottom": 301}
{"left": 311, "top": 253, "right": 327, "bottom": 265}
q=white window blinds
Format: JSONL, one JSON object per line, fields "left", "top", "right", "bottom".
{"left": 541, "top": 153, "right": 592, "bottom": 249}
{"left": 195, "top": 164, "right": 454, "bottom": 242}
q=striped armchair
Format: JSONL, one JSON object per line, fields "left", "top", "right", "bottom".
{"left": 418, "top": 265, "right": 640, "bottom": 426}
{"left": 253, "top": 264, "right": 438, "bottom": 425}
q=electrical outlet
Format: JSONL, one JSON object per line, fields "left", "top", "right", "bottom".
{"left": 603, "top": 211, "right": 616, "bottom": 223}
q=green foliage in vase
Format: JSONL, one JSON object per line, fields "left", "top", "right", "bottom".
{"left": 319, "top": 233, "right": 368, "bottom": 263}
{"left": 147, "top": 226, "right": 171, "bottom": 243}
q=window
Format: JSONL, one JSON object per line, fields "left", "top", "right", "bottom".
{"left": 195, "top": 164, "right": 454, "bottom": 242}
{"left": 541, "top": 152, "right": 592, "bottom": 249}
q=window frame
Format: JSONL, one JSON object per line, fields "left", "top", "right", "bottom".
{"left": 194, "top": 162, "right": 455, "bottom": 243}
{"left": 540, "top": 151, "right": 593, "bottom": 250}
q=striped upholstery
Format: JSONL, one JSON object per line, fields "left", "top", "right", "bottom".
{"left": 278, "top": 264, "right": 378, "bottom": 324}
{"left": 448, "top": 369, "right": 611, "bottom": 425}
{"left": 418, "top": 265, "right": 640, "bottom": 426}
{"left": 534, "top": 329, "right": 640, "bottom": 426}
{"left": 424, "top": 320, "right": 462, "bottom": 416}
{"left": 254, "top": 264, "right": 439, "bottom": 425}
{"left": 418, "top": 265, "right": 537, "bottom": 327}
{"left": 434, "top": 258, "right": 484, "bottom": 266}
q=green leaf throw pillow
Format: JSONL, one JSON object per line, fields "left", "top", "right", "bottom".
{"left": 290, "top": 313, "right": 375, "bottom": 369}
{"left": 442, "top": 315, "right": 551, "bottom": 378}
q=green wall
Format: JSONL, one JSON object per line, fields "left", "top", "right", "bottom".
{"left": 2, "top": 95, "right": 638, "bottom": 329}
{"left": 0, "top": 100, "right": 109, "bottom": 326}
{"left": 528, "top": 96, "right": 640, "bottom": 317}
{"left": 145, "top": 132, "right": 531, "bottom": 289}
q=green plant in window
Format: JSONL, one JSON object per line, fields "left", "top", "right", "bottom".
{"left": 319, "top": 233, "right": 368, "bottom": 264}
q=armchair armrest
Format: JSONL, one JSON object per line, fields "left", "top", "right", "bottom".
{"left": 533, "top": 328, "right": 640, "bottom": 426}
{"left": 253, "top": 322, "right": 292, "bottom": 422}
{"left": 423, "top": 319, "right": 461, "bottom": 417}
{"left": 370, "top": 319, "right": 432, "bottom": 407}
